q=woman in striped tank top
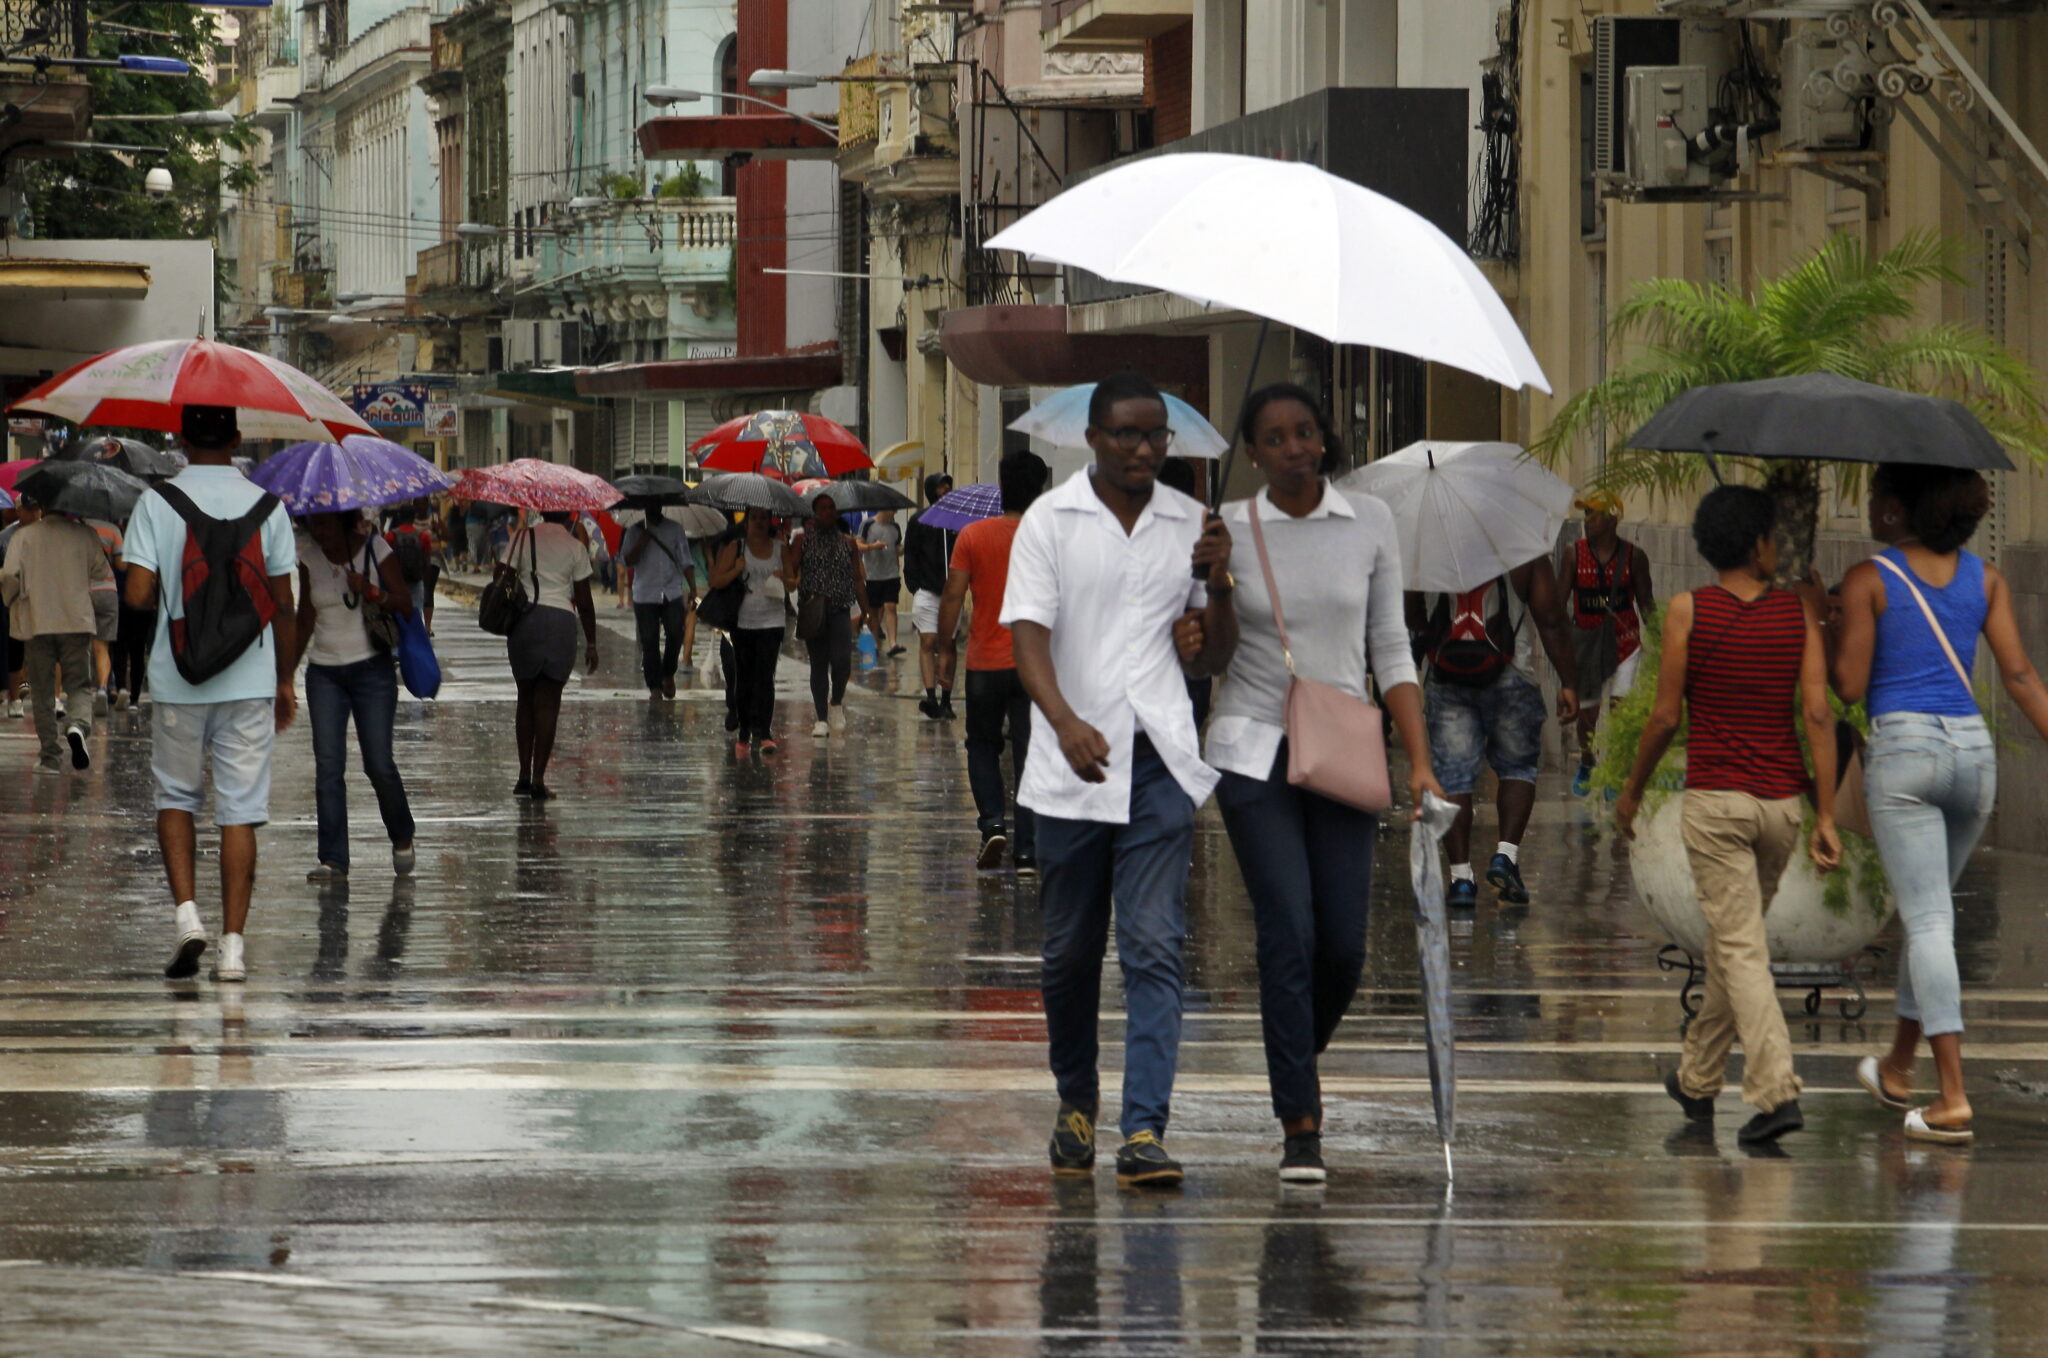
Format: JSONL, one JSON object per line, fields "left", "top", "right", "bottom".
{"left": 1618, "top": 487, "right": 1841, "bottom": 1146}
{"left": 1832, "top": 465, "right": 2048, "bottom": 1145}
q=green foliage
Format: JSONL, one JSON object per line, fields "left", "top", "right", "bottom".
{"left": 606, "top": 173, "right": 646, "bottom": 200}
{"left": 23, "top": 5, "right": 256, "bottom": 242}
{"left": 1533, "top": 232, "right": 2048, "bottom": 505}
{"left": 657, "top": 163, "right": 705, "bottom": 199}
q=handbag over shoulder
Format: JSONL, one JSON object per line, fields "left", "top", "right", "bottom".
{"left": 1246, "top": 497, "right": 1393, "bottom": 814}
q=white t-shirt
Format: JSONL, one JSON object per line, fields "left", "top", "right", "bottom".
{"left": 499, "top": 522, "right": 593, "bottom": 614}
{"left": 298, "top": 534, "right": 395, "bottom": 668}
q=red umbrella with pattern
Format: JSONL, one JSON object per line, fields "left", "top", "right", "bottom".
{"left": 453, "top": 459, "right": 623, "bottom": 513}
{"left": 691, "top": 410, "right": 872, "bottom": 479}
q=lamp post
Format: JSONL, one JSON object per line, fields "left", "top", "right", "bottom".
{"left": 642, "top": 86, "right": 838, "bottom": 138}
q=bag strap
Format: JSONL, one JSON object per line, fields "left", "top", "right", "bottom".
{"left": 1245, "top": 497, "right": 1294, "bottom": 676}
{"left": 637, "top": 521, "right": 683, "bottom": 568}
{"left": 1874, "top": 554, "right": 1974, "bottom": 699}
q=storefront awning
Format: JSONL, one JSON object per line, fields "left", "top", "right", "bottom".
{"left": 0, "top": 257, "right": 151, "bottom": 301}
{"left": 575, "top": 350, "right": 842, "bottom": 397}
{"left": 638, "top": 114, "right": 839, "bottom": 163}
{"left": 939, "top": 305, "right": 1207, "bottom": 387}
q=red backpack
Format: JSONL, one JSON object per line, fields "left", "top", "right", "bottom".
{"left": 1427, "top": 579, "right": 1522, "bottom": 688}
{"left": 155, "top": 484, "right": 281, "bottom": 684}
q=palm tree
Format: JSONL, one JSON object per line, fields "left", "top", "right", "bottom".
{"left": 1533, "top": 232, "right": 2048, "bottom": 578}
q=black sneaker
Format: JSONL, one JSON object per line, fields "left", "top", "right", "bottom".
{"left": 939, "top": 698, "right": 957, "bottom": 720}
{"left": 1014, "top": 853, "right": 1039, "bottom": 877}
{"left": 1049, "top": 1102, "right": 1097, "bottom": 1175}
{"left": 1446, "top": 878, "right": 1478, "bottom": 911}
{"left": 1665, "top": 1070, "right": 1715, "bottom": 1122}
{"left": 1738, "top": 1100, "right": 1804, "bottom": 1144}
{"left": 66, "top": 724, "right": 90, "bottom": 771}
{"left": 977, "top": 830, "right": 1008, "bottom": 871}
{"left": 918, "top": 697, "right": 942, "bottom": 720}
{"left": 1486, "top": 853, "right": 1529, "bottom": 905}
{"left": 1115, "top": 1131, "right": 1184, "bottom": 1187}
{"left": 1279, "top": 1132, "right": 1326, "bottom": 1183}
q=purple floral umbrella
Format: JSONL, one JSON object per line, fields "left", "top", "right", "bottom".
{"left": 919, "top": 482, "right": 1003, "bottom": 532}
{"left": 252, "top": 433, "right": 457, "bottom": 515}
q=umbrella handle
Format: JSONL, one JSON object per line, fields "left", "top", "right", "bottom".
{"left": 1195, "top": 315, "right": 1273, "bottom": 580}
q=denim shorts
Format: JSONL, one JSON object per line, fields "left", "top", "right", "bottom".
{"left": 151, "top": 699, "right": 276, "bottom": 826}
{"left": 1425, "top": 670, "right": 1547, "bottom": 794}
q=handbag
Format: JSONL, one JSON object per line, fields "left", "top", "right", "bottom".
{"left": 1246, "top": 498, "right": 1393, "bottom": 813}
{"left": 355, "top": 542, "right": 401, "bottom": 652}
{"left": 696, "top": 536, "right": 749, "bottom": 631}
{"left": 395, "top": 608, "right": 442, "bottom": 699}
{"left": 795, "top": 591, "right": 827, "bottom": 640}
{"left": 477, "top": 529, "right": 538, "bottom": 637}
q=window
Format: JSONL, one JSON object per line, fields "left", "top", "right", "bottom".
{"left": 1578, "top": 66, "right": 1605, "bottom": 243}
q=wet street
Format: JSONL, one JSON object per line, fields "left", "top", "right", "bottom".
{"left": 5, "top": 596, "right": 2048, "bottom": 1355}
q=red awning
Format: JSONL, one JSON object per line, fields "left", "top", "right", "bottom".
{"left": 574, "top": 350, "right": 843, "bottom": 398}
{"left": 940, "top": 305, "right": 1208, "bottom": 387}
{"left": 637, "top": 114, "right": 839, "bottom": 162}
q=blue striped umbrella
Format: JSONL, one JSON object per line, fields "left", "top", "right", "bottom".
{"left": 920, "top": 482, "right": 1003, "bottom": 532}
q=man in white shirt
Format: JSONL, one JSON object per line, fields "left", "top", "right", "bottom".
{"left": 1003, "top": 371, "right": 1237, "bottom": 1188}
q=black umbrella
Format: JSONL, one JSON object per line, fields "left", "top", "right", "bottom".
{"left": 802, "top": 479, "right": 914, "bottom": 513}
{"left": 610, "top": 472, "right": 694, "bottom": 505}
{"left": 60, "top": 435, "right": 185, "bottom": 479}
{"left": 1627, "top": 372, "right": 2014, "bottom": 471}
{"left": 15, "top": 459, "right": 150, "bottom": 522}
{"left": 691, "top": 472, "right": 809, "bottom": 518}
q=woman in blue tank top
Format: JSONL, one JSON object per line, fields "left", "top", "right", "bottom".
{"left": 1833, "top": 464, "right": 2048, "bottom": 1144}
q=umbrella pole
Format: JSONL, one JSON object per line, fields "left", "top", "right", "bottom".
{"left": 1208, "top": 316, "right": 1272, "bottom": 513}
{"left": 1443, "top": 1140, "right": 1454, "bottom": 1187}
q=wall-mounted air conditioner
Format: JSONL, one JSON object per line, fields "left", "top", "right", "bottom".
{"left": 1593, "top": 16, "right": 1737, "bottom": 194}
{"left": 502, "top": 318, "right": 537, "bottom": 369}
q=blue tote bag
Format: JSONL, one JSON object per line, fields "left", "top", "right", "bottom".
{"left": 396, "top": 610, "right": 442, "bottom": 699}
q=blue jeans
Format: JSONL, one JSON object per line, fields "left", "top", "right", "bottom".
{"left": 1036, "top": 738, "right": 1196, "bottom": 1137}
{"left": 307, "top": 656, "right": 415, "bottom": 872}
{"left": 1217, "top": 744, "right": 1376, "bottom": 1122}
{"left": 1865, "top": 713, "right": 1996, "bottom": 1037}
{"left": 1425, "top": 670, "right": 1546, "bottom": 794}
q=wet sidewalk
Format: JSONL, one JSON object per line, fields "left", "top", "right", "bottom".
{"left": 4, "top": 595, "right": 2048, "bottom": 1353}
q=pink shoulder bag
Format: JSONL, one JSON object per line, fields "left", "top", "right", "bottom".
{"left": 1246, "top": 498, "right": 1393, "bottom": 813}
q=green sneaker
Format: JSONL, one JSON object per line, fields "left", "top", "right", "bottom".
{"left": 1115, "top": 1130, "right": 1184, "bottom": 1188}
{"left": 1049, "top": 1102, "right": 1097, "bottom": 1175}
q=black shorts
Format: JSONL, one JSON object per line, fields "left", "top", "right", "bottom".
{"left": 867, "top": 578, "right": 901, "bottom": 609}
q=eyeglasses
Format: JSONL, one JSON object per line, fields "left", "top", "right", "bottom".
{"left": 1100, "top": 425, "right": 1176, "bottom": 452}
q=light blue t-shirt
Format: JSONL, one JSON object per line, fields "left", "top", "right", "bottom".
{"left": 123, "top": 465, "right": 297, "bottom": 704}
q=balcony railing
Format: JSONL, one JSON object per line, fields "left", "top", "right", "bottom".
{"left": 0, "top": 0, "right": 87, "bottom": 59}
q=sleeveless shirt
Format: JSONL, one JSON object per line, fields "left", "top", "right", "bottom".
{"left": 1684, "top": 585, "right": 1809, "bottom": 799}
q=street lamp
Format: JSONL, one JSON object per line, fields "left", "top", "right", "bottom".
{"left": 566, "top": 195, "right": 609, "bottom": 210}
{"left": 335, "top": 291, "right": 409, "bottom": 304}
{"left": 100, "top": 109, "right": 238, "bottom": 127}
{"left": 455, "top": 222, "right": 502, "bottom": 238}
{"left": 642, "top": 85, "right": 837, "bottom": 138}
{"left": 747, "top": 69, "right": 819, "bottom": 90}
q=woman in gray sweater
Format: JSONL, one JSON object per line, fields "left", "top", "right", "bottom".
{"left": 1198, "top": 383, "right": 1443, "bottom": 1185}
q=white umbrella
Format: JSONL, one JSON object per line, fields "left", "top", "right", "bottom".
{"left": 1339, "top": 442, "right": 1572, "bottom": 595}
{"left": 985, "top": 153, "right": 1549, "bottom": 394}
{"left": 1007, "top": 383, "right": 1230, "bottom": 459}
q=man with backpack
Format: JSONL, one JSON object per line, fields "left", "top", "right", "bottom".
{"left": 1408, "top": 555, "right": 1578, "bottom": 909}
{"left": 122, "top": 405, "right": 298, "bottom": 985}
{"left": 384, "top": 502, "right": 436, "bottom": 632}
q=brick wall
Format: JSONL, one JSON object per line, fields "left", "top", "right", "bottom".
{"left": 1145, "top": 22, "right": 1192, "bottom": 146}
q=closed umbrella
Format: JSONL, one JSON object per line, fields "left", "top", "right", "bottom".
{"left": 690, "top": 472, "right": 808, "bottom": 518}
{"left": 985, "top": 153, "right": 1549, "bottom": 394}
{"left": 7, "top": 338, "right": 375, "bottom": 443}
{"left": 1008, "top": 384, "right": 1229, "bottom": 459}
{"left": 1627, "top": 371, "right": 2015, "bottom": 470}
{"left": 692, "top": 409, "right": 872, "bottom": 479}
{"left": 453, "top": 459, "right": 623, "bottom": 513}
{"left": 1409, "top": 790, "right": 1461, "bottom": 1184}
{"left": 919, "top": 483, "right": 1003, "bottom": 532}
{"left": 1339, "top": 442, "right": 1573, "bottom": 594}
{"left": 15, "top": 460, "right": 150, "bottom": 523}
{"left": 251, "top": 434, "right": 457, "bottom": 515}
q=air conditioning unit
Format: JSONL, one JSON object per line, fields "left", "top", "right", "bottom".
{"left": 534, "top": 320, "right": 563, "bottom": 367}
{"left": 502, "top": 318, "right": 537, "bottom": 368}
{"left": 1779, "top": 24, "right": 1869, "bottom": 150}
{"left": 1627, "top": 66, "right": 1716, "bottom": 191}
{"left": 1593, "top": 16, "right": 1736, "bottom": 189}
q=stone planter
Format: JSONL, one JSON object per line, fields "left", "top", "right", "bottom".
{"left": 1630, "top": 794, "right": 1894, "bottom": 964}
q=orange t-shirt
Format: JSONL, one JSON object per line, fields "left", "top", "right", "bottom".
{"left": 951, "top": 515, "right": 1020, "bottom": 672}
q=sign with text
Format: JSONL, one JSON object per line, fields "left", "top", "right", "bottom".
{"left": 352, "top": 382, "right": 448, "bottom": 428}
{"left": 423, "top": 401, "right": 459, "bottom": 438}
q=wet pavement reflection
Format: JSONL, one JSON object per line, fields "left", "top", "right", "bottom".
{"left": 3, "top": 599, "right": 2048, "bottom": 1353}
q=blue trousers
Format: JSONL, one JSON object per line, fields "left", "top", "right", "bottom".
{"left": 307, "top": 656, "right": 414, "bottom": 872}
{"left": 1036, "top": 739, "right": 1196, "bottom": 1137}
{"left": 1217, "top": 746, "right": 1376, "bottom": 1122}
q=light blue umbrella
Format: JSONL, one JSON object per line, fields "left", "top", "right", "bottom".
{"left": 1006, "top": 383, "right": 1229, "bottom": 458}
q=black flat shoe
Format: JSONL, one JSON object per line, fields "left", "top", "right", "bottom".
{"left": 1738, "top": 1100, "right": 1803, "bottom": 1144}
{"left": 513, "top": 780, "right": 533, "bottom": 796}
{"left": 528, "top": 784, "right": 555, "bottom": 802}
{"left": 1665, "top": 1071, "right": 1715, "bottom": 1123}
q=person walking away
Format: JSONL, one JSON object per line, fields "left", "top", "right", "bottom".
{"left": 859, "top": 508, "right": 905, "bottom": 656}
{"left": 680, "top": 531, "right": 711, "bottom": 676}
{"left": 708, "top": 507, "right": 793, "bottom": 755}
{"left": 0, "top": 503, "right": 111, "bottom": 772}
{"left": 793, "top": 493, "right": 874, "bottom": 737}
{"left": 1195, "top": 384, "right": 1447, "bottom": 1184}
{"left": 0, "top": 498, "right": 36, "bottom": 718}
{"left": 295, "top": 509, "right": 419, "bottom": 883}
{"left": 1004, "top": 371, "right": 1238, "bottom": 1188}
{"left": 87, "top": 517, "right": 122, "bottom": 714}
{"left": 1408, "top": 555, "right": 1579, "bottom": 908}
{"left": 1832, "top": 465, "right": 2048, "bottom": 1145}
{"left": 939, "top": 451, "right": 1049, "bottom": 873}
{"left": 1564, "top": 491, "right": 1653, "bottom": 795}
{"left": 121, "top": 405, "right": 299, "bottom": 984}
{"left": 1617, "top": 485, "right": 1839, "bottom": 1145}
{"left": 498, "top": 511, "right": 599, "bottom": 800}
{"left": 621, "top": 503, "right": 695, "bottom": 700}
{"left": 464, "top": 499, "right": 490, "bottom": 573}
{"left": 906, "top": 473, "right": 959, "bottom": 718}
{"left": 383, "top": 502, "right": 437, "bottom": 634}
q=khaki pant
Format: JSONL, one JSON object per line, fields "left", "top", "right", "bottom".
{"left": 1676, "top": 789, "right": 1805, "bottom": 1112}
{"left": 25, "top": 631, "right": 93, "bottom": 763}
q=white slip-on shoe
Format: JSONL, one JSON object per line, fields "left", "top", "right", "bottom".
{"left": 392, "top": 843, "right": 416, "bottom": 877}
{"left": 1903, "top": 1107, "right": 1972, "bottom": 1145}
{"left": 812, "top": 719, "right": 830, "bottom": 737}
{"left": 828, "top": 705, "right": 846, "bottom": 734}
{"left": 215, "top": 933, "right": 247, "bottom": 983}
{"left": 1857, "top": 1056, "right": 1913, "bottom": 1111}
{"left": 165, "top": 901, "right": 208, "bottom": 979}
